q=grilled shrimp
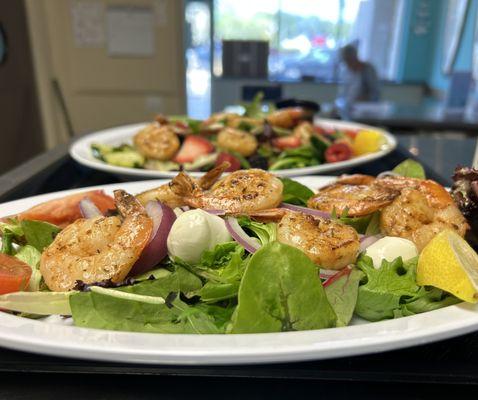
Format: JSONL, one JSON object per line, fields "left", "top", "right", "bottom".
{"left": 200, "top": 112, "right": 240, "bottom": 132}
{"left": 40, "top": 190, "right": 153, "bottom": 292}
{"left": 133, "top": 123, "right": 180, "bottom": 160}
{"left": 170, "top": 169, "right": 283, "bottom": 213}
{"left": 293, "top": 121, "right": 315, "bottom": 144}
{"left": 217, "top": 127, "right": 258, "bottom": 157}
{"left": 307, "top": 175, "right": 399, "bottom": 217}
{"left": 135, "top": 162, "right": 230, "bottom": 208}
{"left": 249, "top": 209, "right": 359, "bottom": 269}
{"left": 266, "top": 107, "right": 306, "bottom": 128}
{"left": 227, "top": 116, "right": 264, "bottom": 131}
{"left": 378, "top": 177, "right": 468, "bottom": 250}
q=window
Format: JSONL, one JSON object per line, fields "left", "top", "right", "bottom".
{"left": 213, "top": 0, "right": 405, "bottom": 81}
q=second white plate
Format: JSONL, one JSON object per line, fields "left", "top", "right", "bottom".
{"left": 70, "top": 119, "right": 397, "bottom": 179}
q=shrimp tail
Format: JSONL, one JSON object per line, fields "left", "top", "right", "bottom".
{"left": 169, "top": 171, "right": 199, "bottom": 197}
{"left": 198, "top": 161, "right": 230, "bottom": 189}
{"left": 114, "top": 190, "right": 147, "bottom": 217}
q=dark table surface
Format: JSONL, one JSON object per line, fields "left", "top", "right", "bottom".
{"left": 352, "top": 103, "right": 478, "bottom": 133}
{"left": 0, "top": 136, "right": 477, "bottom": 399}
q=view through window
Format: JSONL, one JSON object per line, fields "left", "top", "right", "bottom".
{"left": 213, "top": 0, "right": 404, "bottom": 81}
{"left": 185, "top": 0, "right": 405, "bottom": 118}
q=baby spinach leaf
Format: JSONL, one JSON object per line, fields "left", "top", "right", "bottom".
{"left": 230, "top": 242, "right": 336, "bottom": 333}
{"left": 195, "top": 281, "right": 240, "bottom": 302}
{"left": 20, "top": 220, "right": 61, "bottom": 251}
{"left": 1, "top": 232, "right": 13, "bottom": 255}
{"left": 310, "top": 136, "right": 327, "bottom": 162}
{"left": 364, "top": 212, "right": 381, "bottom": 236}
{"left": 324, "top": 268, "right": 364, "bottom": 327}
{"left": 194, "top": 303, "right": 236, "bottom": 331}
{"left": 392, "top": 159, "right": 426, "bottom": 179}
{"left": 175, "top": 265, "right": 203, "bottom": 294}
{"left": 280, "top": 177, "right": 315, "bottom": 206}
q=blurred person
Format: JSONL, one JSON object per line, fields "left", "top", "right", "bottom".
{"left": 335, "top": 44, "right": 380, "bottom": 119}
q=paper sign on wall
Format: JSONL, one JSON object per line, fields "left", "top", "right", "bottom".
{"left": 106, "top": 6, "right": 155, "bottom": 57}
{"left": 71, "top": 1, "right": 105, "bottom": 47}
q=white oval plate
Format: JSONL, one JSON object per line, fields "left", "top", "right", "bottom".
{"left": 70, "top": 120, "right": 397, "bottom": 179}
{"left": 0, "top": 176, "right": 476, "bottom": 365}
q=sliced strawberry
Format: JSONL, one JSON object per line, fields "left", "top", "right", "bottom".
{"left": 272, "top": 136, "right": 302, "bottom": 150}
{"left": 174, "top": 136, "right": 214, "bottom": 164}
{"left": 325, "top": 143, "right": 353, "bottom": 163}
{"left": 215, "top": 152, "right": 241, "bottom": 172}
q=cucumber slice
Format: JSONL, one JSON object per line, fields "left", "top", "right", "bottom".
{"left": 103, "top": 151, "right": 145, "bottom": 168}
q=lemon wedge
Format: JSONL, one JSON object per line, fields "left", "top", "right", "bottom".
{"left": 352, "top": 130, "right": 384, "bottom": 156}
{"left": 416, "top": 230, "right": 478, "bottom": 303}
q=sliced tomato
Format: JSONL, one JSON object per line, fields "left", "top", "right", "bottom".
{"left": 0, "top": 254, "right": 32, "bottom": 295}
{"left": 325, "top": 143, "right": 353, "bottom": 163}
{"left": 272, "top": 136, "right": 302, "bottom": 150}
{"left": 17, "top": 190, "right": 115, "bottom": 228}
{"left": 215, "top": 152, "right": 241, "bottom": 172}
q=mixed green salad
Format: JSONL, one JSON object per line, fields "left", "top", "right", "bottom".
{"left": 90, "top": 93, "right": 387, "bottom": 173}
{"left": 0, "top": 159, "right": 466, "bottom": 335}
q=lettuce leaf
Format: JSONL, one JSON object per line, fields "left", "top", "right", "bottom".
{"left": 180, "top": 242, "right": 249, "bottom": 302}
{"left": 0, "top": 291, "right": 75, "bottom": 315}
{"left": 70, "top": 271, "right": 223, "bottom": 334}
{"left": 238, "top": 217, "right": 277, "bottom": 246}
{"left": 355, "top": 255, "right": 459, "bottom": 321}
{"left": 14, "top": 245, "right": 42, "bottom": 291}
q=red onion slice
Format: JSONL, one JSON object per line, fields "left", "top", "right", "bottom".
{"left": 323, "top": 265, "right": 353, "bottom": 288}
{"left": 319, "top": 268, "right": 339, "bottom": 280}
{"left": 225, "top": 217, "right": 260, "bottom": 254}
{"left": 359, "top": 235, "right": 382, "bottom": 252}
{"left": 79, "top": 198, "right": 102, "bottom": 218}
{"left": 204, "top": 209, "right": 226, "bottom": 216}
{"left": 281, "top": 203, "right": 331, "bottom": 218}
{"left": 129, "top": 201, "right": 176, "bottom": 276}
{"left": 376, "top": 171, "right": 400, "bottom": 179}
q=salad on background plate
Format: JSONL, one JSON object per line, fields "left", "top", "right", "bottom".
{"left": 1, "top": 160, "right": 478, "bottom": 337}
{"left": 76, "top": 94, "right": 395, "bottom": 178}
